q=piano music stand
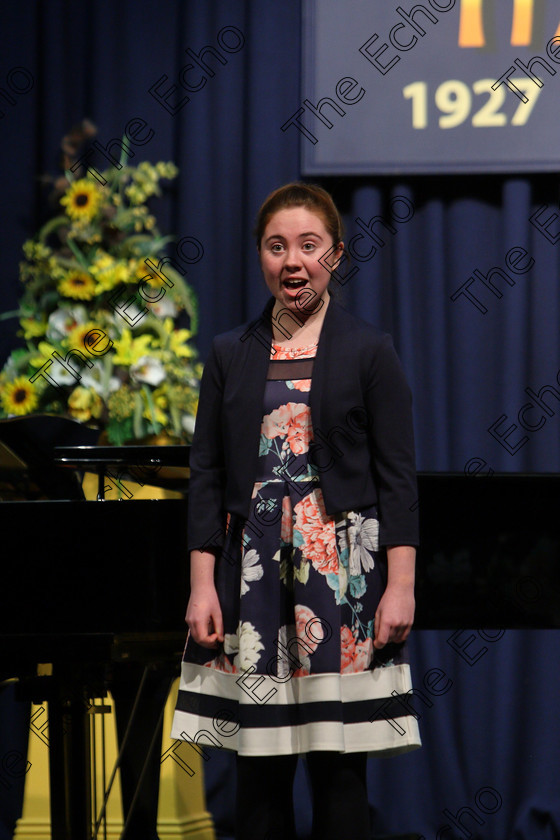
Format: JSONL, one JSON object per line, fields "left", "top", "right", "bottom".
{"left": 54, "top": 443, "right": 190, "bottom": 500}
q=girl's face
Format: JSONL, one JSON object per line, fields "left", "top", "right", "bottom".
{"left": 259, "top": 206, "right": 343, "bottom": 320}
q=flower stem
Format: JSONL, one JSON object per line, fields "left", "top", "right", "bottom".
{"left": 142, "top": 384, "right": 161, "bottom": 435}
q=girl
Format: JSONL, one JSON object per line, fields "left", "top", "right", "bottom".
{"left": 171, "top": 182, "right": 421, "bottom": 840}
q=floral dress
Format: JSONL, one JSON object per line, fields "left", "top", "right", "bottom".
{"left": 171, "top": 342, "right": 421, "bottom": 756}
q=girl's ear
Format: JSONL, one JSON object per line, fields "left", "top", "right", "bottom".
{"left": 331, "top": 241, "right": 344, "bottom": 270}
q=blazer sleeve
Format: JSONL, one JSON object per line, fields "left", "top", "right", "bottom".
{"left": 364, "top": 333, "right": 419, "bottom": 547}
{"left": 187, "top": 337, "right": 227, "bottom": 552}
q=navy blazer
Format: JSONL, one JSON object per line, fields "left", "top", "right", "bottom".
{"left": 187, "top": 295, "right": 419, "bottom": 552}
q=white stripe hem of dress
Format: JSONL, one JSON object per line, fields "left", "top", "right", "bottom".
{"left": 170, "top": 663, "right": 422, "bottom": 757}
{"left": 170, "top": 716, "right": 421, "bottom": 757}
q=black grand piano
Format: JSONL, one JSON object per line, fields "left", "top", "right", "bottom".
{"left": 1, "top": 415, "right": 559, "bottom": 839}
{"left": 0, "top": 415, "right": 190, "bottom": 840}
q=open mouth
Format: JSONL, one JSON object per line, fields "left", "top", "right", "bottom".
{"left": 283, "top": 278, "right": 307, "bottom": 289}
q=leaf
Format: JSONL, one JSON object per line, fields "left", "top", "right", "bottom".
{"left": 294, "top": 561, "right": 310, "bottom": 585}
{"left": 326, "top": 572, "right": 348, "bottom": 606}
{"left": 339, "top": 564, "right": 348, "bottom": 601}
{"left": 0, "top": 310, "right": 21, "bottom": 322}
{"left": 118, "top": 135, "right": 130, "bottom": 169}
{"left": 326, "top": 573, "right": 339, "bottom": 599}
{"left": 38, "top": 215, "right": 68, "bottom": 242}
{"left": 338, "top": 546, "right": 350, "bottom": 569}
{"left": 100, "top": 354, "right": 114, "bottom": 399}
{"left": 142, "top": 384, "right": 161, "bottom": 435}
{"left": 10, "top": 348, "right": 30, "bottom": 364}
{"left": 65, "top": 238, "right": 90, "bottom": 270}
{"left": 279, "top": 558, "right": 290, "bottom": 586}
{"left": 349, "top": 574, "right": 367, "bottom": 599}
{"left": 133, "top": 391, "right": 145, "bottom": 439}
{"left": 40, "top": 290, "right": 63, "bottom": 309}
{"left": 169, "top": 402, "right": 182, "bottom": 436}
{"left": 292, "top": 528, "right": 304, "bottom": 549}
{"left": 258, "top": 434, "right": 273, "bottom": 457}
{"left": 106, "top": 415, "right": 134, "bottom": 445}
{"left": 121, "top": 234, "right": 152, "bottom": 256}
{"left": 149, "top": 236, "right": 175, "bottom": 253}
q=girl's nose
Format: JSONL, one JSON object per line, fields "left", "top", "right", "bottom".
{"left": 284, "top": 246, "right": 302, "bottom": 268}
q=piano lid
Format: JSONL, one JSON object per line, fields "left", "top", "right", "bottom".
{"left": 0, "top": 414, "right": 100, "bottom": 500}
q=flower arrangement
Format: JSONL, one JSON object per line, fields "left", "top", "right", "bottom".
{"left": 0, "top": 122, "right": 201, "bottom": 445}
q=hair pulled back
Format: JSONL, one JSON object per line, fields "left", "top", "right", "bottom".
{"left": 254, "top": 182, "right": 344, "bottom": 251}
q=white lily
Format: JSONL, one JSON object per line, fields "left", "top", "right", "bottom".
{"left": 181, "top": 414, "right": 196, "bottom": 436}
{"left": 46, "top": 306, "right": 87, "bottom": 341}
{"left": 81, "top": 368, "right": 120, "bottom": 396}
{"left": 148, "top": 296, "right": 178, "bottom": 319}
{"left": 130, "top": 356, "right": 166, "bottom": 386}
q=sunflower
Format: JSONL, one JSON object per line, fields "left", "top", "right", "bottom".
{"left": 134, "top": 259, "right": 153, "bottom": 281}
{"left": 136, "top": 259, "right": 167, "bottom": 290}
{"left": 91, "top": 257, "right": 129, "bottom": 293}
{"left": 58, "top": 270, "right": 97, "bottom": 300}
{"left": 1, "top": 377, "right": 39, "bottom": 416}
{"left": 60, "top": 178, "right": 103, "bottom": 222}
{"left": 67, "top": 321, "right": 103, "bottom": 355}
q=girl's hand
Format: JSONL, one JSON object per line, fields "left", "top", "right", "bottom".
{"left": 373, "top": 545, "right": 416, "bottom": 649}
{"left": 373, "top": 583, "right": 415, "bottom": 649}
{"left": 186, "top": 584, "right": 224, "bottom": 648}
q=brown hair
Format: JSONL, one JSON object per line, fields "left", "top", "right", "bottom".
{"left": 254, "top": 182, "right": 344, "bottom": 251}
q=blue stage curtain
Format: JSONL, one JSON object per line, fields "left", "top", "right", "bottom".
{"left": 1, "top": 3, "right": 559, "bottom": 838}
{"left": 331, "top": 174, "right": 560, "bottom": 474}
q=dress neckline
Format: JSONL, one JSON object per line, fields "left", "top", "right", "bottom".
{"left": 270, "top": 342, "right": 318, "bottom": 361}
{"left": 271, "top": 341, "right": 318, "bottom": 351}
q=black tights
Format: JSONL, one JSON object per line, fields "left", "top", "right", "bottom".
{"left": 235, "top": 752, "right": 370, "bottom": 840}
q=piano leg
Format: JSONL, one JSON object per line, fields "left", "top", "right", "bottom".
{"left": 46, "top": 666, "right": 98, "bottom": 840}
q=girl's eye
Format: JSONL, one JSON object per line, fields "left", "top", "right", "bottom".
{"left": 303, "top": 242, "right": 315, "bottom": 251}
{"left": 271, "top": 243, "right": 284, "bottom": 252}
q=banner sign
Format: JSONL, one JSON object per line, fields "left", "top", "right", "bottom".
{"left": 295, "top": 0, "right": 560, "bottom": 173}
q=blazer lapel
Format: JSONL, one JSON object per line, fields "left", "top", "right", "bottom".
{"left": 309, "top": 294, "right": 340, "bottom": 428}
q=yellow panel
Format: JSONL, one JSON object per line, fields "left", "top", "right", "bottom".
{"left": 459, "top": 0, "right": 485, "bottom": 47}
{"left": 15, "top": 682, "right": 215, "bottom": 839}
{"left": 511, "top": 0, "right": 533, "bottom": 46}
